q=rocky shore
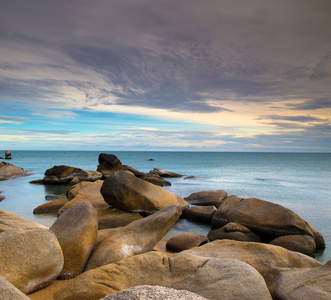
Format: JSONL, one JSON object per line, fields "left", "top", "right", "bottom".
{"left": 0, "top": 153, "right": 330, "bottom": 299}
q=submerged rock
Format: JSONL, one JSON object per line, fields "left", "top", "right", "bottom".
{"left": 0, "top": 161, "right": 29, "bottom": 180}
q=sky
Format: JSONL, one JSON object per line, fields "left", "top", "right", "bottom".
{"left": 1, "top": 0, "right": 331, "bottom": 151}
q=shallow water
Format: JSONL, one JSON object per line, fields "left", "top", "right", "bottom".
{"left": 0, "top": 151, "right": 330, "bottom": 262}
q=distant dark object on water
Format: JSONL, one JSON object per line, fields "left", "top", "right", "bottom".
{"left": 0, "top": 157, "right": 3, "bottom": 159}
{"left": 5, "top": 150, "right": 12, "bottom": 159}
{"left": 147, "top": 159, "right": 154, "bottom": 161}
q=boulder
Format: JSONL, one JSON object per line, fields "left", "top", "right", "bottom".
{"left": 208, "top": 222, "right": 261, "bottom": 243}
{"left": 269, "top": 235, "right": 316, "bottom": 257}
{"left": 66, "top": 180, "right": 104, "bottom": 200}
{"left": 0, "top": 228, "right": 64, "bottom": 294}
{"left": 5, "top": 150, "right": 12, "bottom": 159}
{"left": 179, "top": 239, "right": 321, "bottom": 276}
{"left": 0, "top": 161, "right": 29, "bottom": 180}
{"left": 0, "top": 276, "right": 30, "bottom": 300}
{"left": 97, "top": 208, "right": 142, "bottom": 229}
{"left": 97, "top": 153, "right": 122, "bottom": 176}
{"left": 0, "top": 191, "right": 5, "bottom": 201}
{"left": 85, "top": 204, "right": 182, "bottom": 270}
{"left": 166, "top": 233, "right": 208, "bottom": 252}
{"left": 0, "top": 210, "right": 47, "bottom": 233}
{"left": 33, "top": 198, "right": 68, "bottom": 214}
{"left": 54, "top": 252, "right": 272, "bottom": 300}
{"left": 150, "top": 168, "right": 182, "bottom": 178}
{"left": 264, "top": 260, "right": 331, "bottom": 300}
{"left": 140, "top": 172, "right": 171, "bottom": 186}
{"left": 101, "top": 170, "right": 188, "bottom": 213}
{"left": 121, "top": 165, "right": 145, "bottom": 177}
{"left": 184, "top": 190, "right": 227, "bottom": 207}
{"left": 50, "top": 202, "right": 98, "bottom": 279}
{"left": 100, "top": 285, "right": 208, "bottom": 300}
{"left": 43, "top": 165, "right": 103, "bottom": 184}
{"left": 182, "top": 205, "right": 217, "bottom": 223}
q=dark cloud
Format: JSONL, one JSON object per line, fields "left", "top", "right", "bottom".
{"left": 285, "top": 98, "right": 331, "bottom": 111}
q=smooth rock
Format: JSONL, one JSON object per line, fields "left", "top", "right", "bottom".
{"left": 166, "top": 232, "right": 208, "bottom": 252}
{"left": 140, "top": 172, "right": 171, "bottom": 186}
{"left": 97, "top": 208, "right": 142, "bottom": 229}
{"left": 50, "top": 202, "right": 98, "bottom": 279}
{"left": 184, "top": 190, "right": 227, "bottom": 207}
{"left": 0, "top": 276, "right": 30, "bottom": 300}
{"left": 55, "top": 252, "right": 272, "bottom": 300}
{"left": 182, "top": 205, "right": 216, "bottom": 223}
{"left": 180, "top": 239, "right": 321, "bottom": 276}
{"left": 85, "top": 204, "right": 182, "bottom": 270}
{"left": 100, "top": 285, "right": 208, "bottom": 300}
{"left": 264, "top": 260, "right": 331, "bottom": 300}
{"left": 66, "top": 180, "right": 104, "bottom": 200}
{"left": 0, "top": 228, "right": 64, "bottom": 294}
{"left": 121, "top": 165, "right": 145, "bottom": 177}
{"left": 101, "top": 170, "right": 188, "bottom": 213}
{"left": 269, "top": 234, "right": 316, "bottom": 257}
{"left": 5, "top": 150, "right": 12, "bottom": 159}
{"left": 97, "top": 153, "right": 122, "bottom": 176}
{"left": 0, "top": 161, "right": 29, "bottom": 180}
{"left": 150, "top": 168, "right": 182, "bottom": 178}
{"left": 33, "top": 198, "right": 68, "bottom": 214}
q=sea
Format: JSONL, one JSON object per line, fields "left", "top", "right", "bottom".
{"left": 0, "top": 151, "right": 330, "bottom": 263}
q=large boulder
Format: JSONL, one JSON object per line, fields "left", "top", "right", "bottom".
{"left": 43, "top": 165, "right": 103, "bottom": 184}
{"left": 180, "top": 239, "right": 321, "bottom": 276}
{"left": 85, "top": 204, "right": 182, "bottom": 270}
{"left": 121, "top": 165, "right": 145, "bottom": 177}
{"left": 264, "top": 260, "right": 331, "bottom": 300}
{"left": 97, "top": 153, "right": 122, "bottom": 176}
{"left": 97, "top": 208, "right": 142, "bottom": 229}
{"left": 184, "top": 190, "right": 227, "bottom": 207}
{"left": 101, "top": 170, "right": 188, "bottom": 213}
{"left": 182, "top": 205, "right": 217, "bottom": 223}
{"left": 67, "top": 180, "right": 104, "bottom": 200}
{"left": 33, "top": 197, "right": 69, "bottom": 214}
{"left": 140, "top": 172, "right": 172, "bottom": 186}
{"left": 54, "top": 252, "right": 272, "bottom": 300}
{"left": 0, "top": 161, "right": 29, "bottom": 180}
{"left": 0, "top": 210, "right": 47, "bottom": 233}
{"left": 50, "top": 202, "right": 98, "bottom": 279}
{"left": 0, "top": 276, "right": 30, "bottom": 300}
{"left": 166, "top": 232, "right": 208, "bottom": 252}
{"left": 0, "top": 228, "right": 64, "bottom": 294}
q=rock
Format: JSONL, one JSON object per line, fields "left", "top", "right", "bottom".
{"left": 264, "top": 260, "right": 331, "bottom": 300}
{"left": 211, "top": 195, "right": 319, "bottom": 243}
{"left": 0, "top": 161, "right": 29, "bottom": 180}
{"left": 66, "top": 180, "right": 104, "bottom": 200}
{"left": 69, "top": 176, "right": 80, "bottom": 185}
{"left": 180, "top": 239, "right": 321, "bottom": 276}
{"left": 0, "top": 210, "right": 47, "bottom": 233}
{"left": 166, "top": 233, "right": 208, "bottom": 252}
{"left": 33, "top": 198, "right": 69, "bottom": 214}
{"left": 29, "top": 179, "right": 44, "bottom": 184}
{"left": 101, "top": 170, "right": 188, "bottom": 213}
{"left": 208, "top": 222, "right": 262, "bottom": 243}
{"left": 150, "top": 168, "right": 182, "bottom": 178}
{"left": 184, "top": 190, "right": 227, "bottom": 207}
{"left": 0, "top": 228, "right": 64, "bottom": 294}
{"left": 0, "top": 192, "right": 5, "bottom": 201}
{"left": 50, "top": 202, "right": 98, "bottom": 279}
{"left": 5, "top": 150, "right": 12, "bottom": 159}
{"left": 97, "top": 153, "right": 122, "bottom": 176}
{"left": 54, "top": 251, "right": 272, "bottom": 300}
{"left": 43, "top": 165, "right": 103, "bottom": 184}
{"left": 121, "top": 165, "right": 145, "bottom": 177}
{"left": 182, "top": 205, "right": 216, "bottom": 223}
{"left": 147, "top": 158, "right": 154, "bottom": 161}
{"left": 0, "top": 276, "right": 30, "bottom": 300}
{"left": 269, "top": 235, "right": 316, "bottom": 257}
{"left": 140, "top": 172, "right": 171, "bottom": 186}
{"left": 85, "top": 204, "right": 182, "bottom": 270}
{"left": 97, "top": 208, "right": 143, "bottom": 229}
{"left": 100, "top": 285, "right": 208, "bottom": 300}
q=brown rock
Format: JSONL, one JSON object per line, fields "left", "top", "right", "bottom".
{"left": 140, "top": 172, "right": 171, "bottom": 186}
{"left": 0, "top": 228, "right": 64, "bottom": 294}
{"left": 50, "top": 202, "right": 98, "bottom": 279}
{"left": 182, "top": 205, "right": 216, "bottom": 223}
{"left": 97, "top": 153, "right": 122, "bottom": 176}
{"left": 33, "top": 198, "right": 68, "bottom": 214}
{"left": 150, "top": 168, "right": 182, "bottom": 178}
{"left": 184, "top": 190, "right": 227, "bottom": 207}
{"left": 5, "top": 150, "right": 12, "bottom": 159}
{"left": 0, "top": 161, "right": 29, "bottom": 180}
{"left": 97, "top": 208, "right": 142, "bottom": 229}
{"left": 166, "top": 233, "right": 208, "bottom": 252}
{"left": 66, "top": 180, "right": 104, "bottom": 200}
{"left": 101, "top": 170, "right": 188, "bottom": 213}
{"left": 121, "top": 165, "right": 145, "bottom": 177}
{"left": 0, "top": 276, "right": 30, "bottom": 300}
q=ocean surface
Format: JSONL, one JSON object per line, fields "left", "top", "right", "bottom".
{"left": 0, "top": 151, "right": 330, "bottom": 263}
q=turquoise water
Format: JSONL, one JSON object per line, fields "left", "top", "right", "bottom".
{"left": 0, "top": 151, "right": 330, "bottom": 262}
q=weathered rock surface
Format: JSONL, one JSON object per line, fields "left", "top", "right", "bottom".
{"left": 100, "top": 285, "right": 208, "bottom": 300}
{"left": 101, "top": 170, "right": 188, "bottom": 213}
{"left": 0, "top": 276, "right": 30, "bottom": 300}
{"left": 5, "top": 150, "right": 12, "bottom": 159}
{"left": 182, "top": 205, "right": 216, "bottom": 223}
{"left": 85, "top": 204, "right": 182, "bottom": 270}
{"left": 55, "top": 252, "right": 272, "bottom": 300}
{"left": 150, "top": 168, "right": 182, "bottom": 178}
{"left": 0, "top": 228, "right": 64, "bottom": 294}
{"left": 0, "top": 210, "right": 47, "bottom": 233}
{"left": 0, "top": 161, "right": 29, "bottom": 180}
{"left": 180, "top": 239, "right": 321, "bottom": 276}
{"left": 166, "top": 232, "right": 208, "bottom": 252}
{"left": 97, "top": 208, "right": 142, "bottom": 229}
{"left": 50, "top": 202, "right": 98, "bottom": 279}
{"left": 33, "top": 197, "right": 68, "bottom": 214}
{"left": 208, "top": 222, "right": 262, "bottom": 243}
{"left": 269, "top": 234, "right": 316, "bottom": 256}
{"left": 67, "top": 180, "right": 104, "bottom": 200}
{"left": 43, "top": 165, "right": 103, "bottom": 184}
{"left": 140, "top": 172, "right": 172, "bottom": 186}
{"left": 184, "top": 190, "right": 227, "bottom": 207}
{"left": 97, "top": 153, "right": 122, "bottom": 176}
{"left": 264, "top": 260, "right": 331, "bottom": 300}
{"left": 121, "top": 165, "right": 145, "bottom": 177}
